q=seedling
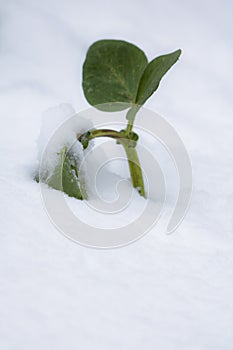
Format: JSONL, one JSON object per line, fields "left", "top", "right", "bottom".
{"left": 40, "top": 40, "right": 181, "bottom": 199}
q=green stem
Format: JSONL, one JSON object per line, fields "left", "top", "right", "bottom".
{"left": 125, "top": 104, "right": 141, "bottom": 135}
{"left": 88, "top": 129, "right": 122, "bottom": 140}
{"left": 120, "top": 140, "right": 145, "bottom": 196}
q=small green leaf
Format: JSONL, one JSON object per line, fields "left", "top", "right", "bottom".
{"left": 82, "top": 40, "right": 148, "bottom": 110}
{"left": 136, "top": 49, "right": 181, "bottom": 105}
{"left": 47, "top": 146, "right": 85, "bottom": 200}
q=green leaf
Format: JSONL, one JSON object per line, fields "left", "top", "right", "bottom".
{"left": 47, "top": 146, "right": 85, "bottom": 200}
{"left": 82, "top": 40, "right": 148, "bottom": 110}
{"left": 136, "top": 49, "right": 181, "bottom": 105}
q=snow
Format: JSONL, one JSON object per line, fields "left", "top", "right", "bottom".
{"left": 37, "top": 103, "right": 92, "bottom": 185}
{"left": 0, "top": 0, "right": 233, "bottom": 349}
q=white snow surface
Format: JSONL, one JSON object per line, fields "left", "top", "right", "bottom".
{"left": 0, "top": 0, "right": 233, "bottom": 349}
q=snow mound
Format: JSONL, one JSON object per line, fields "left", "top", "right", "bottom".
{"left": 37, "top": 103, "right": 93, "bottom": 186}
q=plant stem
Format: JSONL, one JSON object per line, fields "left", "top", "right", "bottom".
{"left": 120, "top": 140, "right": 145, "bottom": 196}
{"left": 125, "top": 104, "right": 141, "bottom": 135}
{"left": 123, "top": 105, "right": 145, "bottom": 196}
{"left": 88, "top": 129, "right": 122, "bottom": 140}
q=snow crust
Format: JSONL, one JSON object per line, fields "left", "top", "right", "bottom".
{"left": 0, "top": 1, "right": 232, "bottom": 349}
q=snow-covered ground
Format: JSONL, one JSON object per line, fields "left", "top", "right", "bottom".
{"left": 0, "top": 0, "right": 232, "bottom": 349}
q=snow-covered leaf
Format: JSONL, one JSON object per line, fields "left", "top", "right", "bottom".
{"left": 47, "top": 146, "right": 85, "bottom": 200}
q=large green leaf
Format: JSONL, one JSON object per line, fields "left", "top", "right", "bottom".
{"left": 82, "top": 40, "right": 148, "bottom": 110}
{"left": 136, "top": 49, "right": 181, "bottom": 105}
{"left": 47, "top": 146, "right": 85, "bottom": 200}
